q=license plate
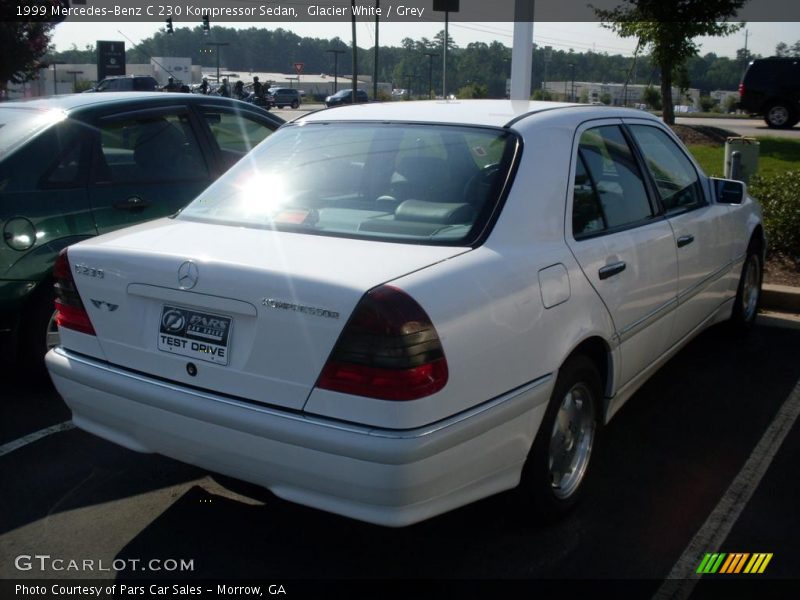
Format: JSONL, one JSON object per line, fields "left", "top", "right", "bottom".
{"left": 157, "top": 305, "right": 232, "bottom": 365}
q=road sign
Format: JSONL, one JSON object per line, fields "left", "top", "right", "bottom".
{"left": 294, "top": 62, "right": 304, "bottom": 75}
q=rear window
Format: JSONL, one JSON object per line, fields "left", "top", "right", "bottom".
{"left": 179, "top": 122, "right": 518, "bottom": 245}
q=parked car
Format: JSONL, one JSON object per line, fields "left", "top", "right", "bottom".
{"left": 0, "top": 93, "right": 283, "bottom": 369}
{"left": 739, "top": 57, "right": 800, "bottom": 128}
{"left": 84, "top": 75, "right": 159, "bottom": 93}
{"left": 325, "top": 88, "right": 369, "bottom": 107}
{"left": 266, "top": 87, "right": 301, "bottom": 109}
{"left": 47, "top": 101, "right": 764, "bottom": 527}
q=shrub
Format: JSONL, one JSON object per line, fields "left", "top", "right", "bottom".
{"left": 457, "top": 83, "right": 488, "bottom": 99}
{"left": 749, "top": 170, "right": 800, "bottom": 259}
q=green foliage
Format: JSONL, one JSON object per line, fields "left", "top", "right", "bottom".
{"left": 749, "top": 172, "right": 800, "bottom": 258}
{"left": 0, "top": 21, "right": 56, "bottom": 90}
{"left": 579, "top": 89, "right": 589, "bottom": 103}
{"left": 699, "top": 96, "right": 717, "bottom": 112}
{"left": 72, "top": 79, "right": 93, "bottom": 93}
{"left": 594, "top": 0, "right": 745, "bottom": 124}
{"left": 531, "top": 88, "right": 554, "bottom": 101}
{"left": 643, "top": 86, "right": 662, "bottom": 110}
{"left": 599, "top": 92, "right": 612, "bottom": 105}
{"left": 457, "top": 82, "right": 488, "bottom": 99}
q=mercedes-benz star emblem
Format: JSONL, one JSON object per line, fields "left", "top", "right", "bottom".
{"left": 178, "top": 261, "right": 199, "bottom": 290}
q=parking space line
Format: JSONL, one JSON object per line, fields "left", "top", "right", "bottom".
{"left": 0, "top": 421, "right": 75, "bottom": 458}
{"left": 654, "top": 375, "right": 800, "bottom": 599}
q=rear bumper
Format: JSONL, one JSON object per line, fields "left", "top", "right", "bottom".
{"left": 46, "top": 347, "right": 552, "bottom": 526}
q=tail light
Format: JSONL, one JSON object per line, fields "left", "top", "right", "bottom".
{"left": 739, "top": 82, "right": 745, "bottom": 97}
{"left": 317, "top": 285, "right": 448, "bottom": 401}
{"left": 53, "top": 248, "right": 95, "bottom": 336}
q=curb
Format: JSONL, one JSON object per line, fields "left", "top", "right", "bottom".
{"left": 762, "top": 284, "right": 800, "bottom": 314}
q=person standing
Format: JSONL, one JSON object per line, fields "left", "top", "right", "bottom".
{"left": 199, "top": 77, "right": 209, "bottom": 95}
{"left": 220, "top": 78, "right": 230, "bottom": 98}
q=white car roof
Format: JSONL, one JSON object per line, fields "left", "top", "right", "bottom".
{"left": 298, "top": 99, "right": 662, "bottom": 129}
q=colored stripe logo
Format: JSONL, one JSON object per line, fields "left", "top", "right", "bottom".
{"left": 697, "top": 553, "right": 773, "bottom": 574}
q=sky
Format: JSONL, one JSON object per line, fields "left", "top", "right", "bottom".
{"left": 50, "top": 21, "right": 799, "bottom": 59}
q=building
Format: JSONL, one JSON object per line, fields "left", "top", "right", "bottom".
{"left": 543, "top": 81, "right": 701, "bottom": 109}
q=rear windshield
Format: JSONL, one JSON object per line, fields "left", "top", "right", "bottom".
{"left": 0, "top": 107, "right": 67, "bottom": 158}
{"left": 179, "top": 122, "right": 518, "bottom": 245}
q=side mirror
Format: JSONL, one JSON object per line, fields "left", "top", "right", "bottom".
{"left": 712, "top": 177, "right": 745, "bottom": 205}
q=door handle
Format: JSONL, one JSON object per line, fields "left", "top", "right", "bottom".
{"left": 599, "top": 261, "right": 626, "bottom": 280}
{"left": 677, "top": 234, "right": 695, "bottom": 248}
{"left": 114, "top": 196, "right": 149, "bottom": 212}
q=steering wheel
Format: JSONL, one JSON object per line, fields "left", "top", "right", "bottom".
{"left": 463, "top": 163, "right": 501, "bottom": 206}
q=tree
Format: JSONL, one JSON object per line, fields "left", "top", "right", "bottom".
{"left": 594, "top": 0, "right": 745, "bottom": 124}
{"left": 0, "top": 21, "right": 57, "bottom": 93}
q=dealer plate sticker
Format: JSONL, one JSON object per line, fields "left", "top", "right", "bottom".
{"left": 158, "top": 305, "right": 232, "bottom": 365}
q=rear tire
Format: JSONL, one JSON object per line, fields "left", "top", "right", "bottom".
{"left": 19, "top": 285, "right": 59, "bottom": 375}
{"left": 519, "top": 354, "right": 601, "bottom": 521}
{"left": 291, "top": 100, "right": 299, "bottom": 109}
{"left": 764, "top": 102, "right": 796, "bottom": 129}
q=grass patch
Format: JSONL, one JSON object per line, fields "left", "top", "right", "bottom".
{"left": 687, "top": 136, "right": 800, "bottom": 178}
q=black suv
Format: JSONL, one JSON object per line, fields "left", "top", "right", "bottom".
{"left": 325, "top": 89, "right": 369, "bottom": 107}
{"left": 86, "top": 76, "right": 159, "bottom": 93}
{"left": 739, "top": 57, "right": 800, "bottom": 129}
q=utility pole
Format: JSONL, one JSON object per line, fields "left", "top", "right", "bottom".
{"left": 326, "top": 49, "right": 345, "bottom": 93}
{"left": 373, "top": 0, "right": 379, "bottom": 100}
{"left": 205, "top": 42, "right": 230, "bottom": 84}
{"left": 510, "top": 1, "right": 534, "bottom": 100}
{"left": 424, "top": 52, "right": 438, "bottom": 99}
{"left": 433, "top": 0, "right": 459, "bottom": 99}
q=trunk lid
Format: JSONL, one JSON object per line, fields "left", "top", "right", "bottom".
{"left": 66, "top": 218, "right": 468, "bottom": 410}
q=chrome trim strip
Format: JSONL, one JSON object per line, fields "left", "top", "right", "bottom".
{"left": 617, "top": 297, "right": 678, "bottom": 343}
{"left": 677, "top": 260, "right": 734, "bottom": 305}
{"left": 53, "top": 348, "right": 552, "bottom": 441}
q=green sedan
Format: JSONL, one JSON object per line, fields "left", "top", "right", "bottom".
{"left": 0, "top": 92, "right": 283, "bottom": 369}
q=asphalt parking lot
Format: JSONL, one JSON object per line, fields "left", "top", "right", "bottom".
{"left": 1, "top": 312, "right": 799, "bottom": 597}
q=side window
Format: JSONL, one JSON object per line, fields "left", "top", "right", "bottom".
{"left": 574, "top": 125, "right": 653, "bottom": 234}
{"left": 203, "top": 111, "right": 275, "bottom": 155}
{"left": 43, "top": 140, "right": 84, "bottom": 187}
{"left": 628, "top": 125, "right": 704, "bottom": 213}
{"left": 572, "top": 153, "right": 606, "bottom": 237}
{"left": 95, "top": 113, "right": 208, "bottom": 184}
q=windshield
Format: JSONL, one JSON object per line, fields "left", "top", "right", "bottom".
{"left": 179, "top": 122, "right": 518, "bottom": 245}
{"left": 0, "top": 107, "right": 67, "bottom": 159}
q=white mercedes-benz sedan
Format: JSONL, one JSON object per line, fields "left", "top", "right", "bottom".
{"left": 47, "top": 101, "right": 764, "bottom": 526}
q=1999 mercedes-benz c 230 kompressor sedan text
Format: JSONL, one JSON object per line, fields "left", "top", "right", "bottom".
{"left": 47, "top": 101, "right": 764, "bottom": 526}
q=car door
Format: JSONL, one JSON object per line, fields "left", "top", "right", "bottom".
{"left": 566, "top": 121, "right": 678, "bottom": 388}
{"left": 625, "top": 122, "right": 733, "bottom": 343}
{"left": 86, "top": 105, "right": 213, "bottom": 235}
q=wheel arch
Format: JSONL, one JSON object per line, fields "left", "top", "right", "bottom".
{"left": 562, "top": 335, "right": 613, "bottom": 409}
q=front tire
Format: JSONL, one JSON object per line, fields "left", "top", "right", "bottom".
{"left": 731, "top": 247, "right": 762, "bottom": 330}
{"left": 519, "top": 354, "right": 601, "bottom": 521}
{"left": 291, "top": 99, "right": 299, "bottom": 109}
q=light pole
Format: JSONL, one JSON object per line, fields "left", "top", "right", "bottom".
{"left": 67, "top": 70, "right": 83, "bottom": 93}
{"left": 326, "top": 49, "right": 345, "bottom": 93}
{"left": 351, "top": 0, "right": 358, "bottom": 104}
{"left": 570, "top": 63, "right": 576, "bottom": 102}
{"left": 373, "top": 0, "right": 379, "bottom": 100}
{"left": 424, "top": 52, "right": 438, "bottom": 99}
{"left": 50, "top": 62, "right": 64, "bottom": 95}
{"left": 205, "top": 42, "right": 230, "bottom": 84}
